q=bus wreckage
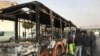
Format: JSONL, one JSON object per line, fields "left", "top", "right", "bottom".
{"left": 0, "top": 1, "right": 77, "bottom": 56}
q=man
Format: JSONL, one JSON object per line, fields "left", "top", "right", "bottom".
{"left": 89, "top": 31, "right": 96, "bottom": 56}
{"left": 67, "top": 31, "right": 75, "bottom": 56}
{"left": 74, "top": 29, "right": 82, "bottom": 56}
{"left": 81, "top": 30, "right": 90, "bottom": 56}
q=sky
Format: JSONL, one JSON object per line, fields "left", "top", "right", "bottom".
{"left": 0, "top": 0, "right": 100, "bottom": 28}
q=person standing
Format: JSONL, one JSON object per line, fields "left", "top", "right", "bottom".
{"left": 89, "top": 31, "right": 96, "bottom": 56}
{"left": 74, "top": 29, "right": 82, "bottom": 56}
{"left": 67, "top": 31, "right": 75, "bottom": 56}
{"left": 81, "top": 30, "right": 90, "bottom": 56}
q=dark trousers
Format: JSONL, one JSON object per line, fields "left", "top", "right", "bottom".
{"left": 70, "top": 54, "right": 74, "bottom": 56}
{"left": 82, "top": 47, "right": 90, "bottom": 56}
{"left": 90, "top": 42, "right": 96, "bottom": 56}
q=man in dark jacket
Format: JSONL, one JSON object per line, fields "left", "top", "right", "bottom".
{"left": 81, "top": 30, "right": 90, "bottom": 56}
{"left": 90, "top": 31, "right": 96, "bottom": 56}
{"left": 74, "top": 29, "right": 82, "bottom": 56}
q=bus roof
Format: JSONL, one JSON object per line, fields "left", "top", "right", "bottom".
{"left": 0, "top": 1, "right": 76, "bottom": 28}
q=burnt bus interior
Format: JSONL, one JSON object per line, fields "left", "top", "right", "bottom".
{"left": 0, "top": 1, "right": 76, "bottom": 56}
{"left": 0, "top": 1, "right": 76, "bottom": 43}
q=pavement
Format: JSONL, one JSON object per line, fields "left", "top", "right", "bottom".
{"left": 96, "top": 37, "right": 100, "bottom": 56}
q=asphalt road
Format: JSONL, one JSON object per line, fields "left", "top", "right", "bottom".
{"left": 95, "top": 37, "right": 100, "bottom": 56}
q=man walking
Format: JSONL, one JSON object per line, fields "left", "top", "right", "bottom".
{"left": 74, "top": 29, "right": 82, "bottom": 56}
{"left": 90, "top": 31, "right": 96, "bottom": 56}
{"left": 81, "top": 30, "right": 90, "bottom": 56}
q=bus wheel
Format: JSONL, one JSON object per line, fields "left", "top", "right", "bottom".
{"left": 40, "top": 48, "right": 49, "bottom": 56}
{"left": 52, "top": 40, "right": 65, "bottom": 56}
{"left": 56, "top": 46, "right": 62, "bottom": 56}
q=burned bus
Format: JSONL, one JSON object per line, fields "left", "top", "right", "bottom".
{"left": 0, "top": 1, "right": 76, "bottom": 56}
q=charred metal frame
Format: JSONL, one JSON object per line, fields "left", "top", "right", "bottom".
{"left": 35, "top": 2, "right": 40, "bottom": 43}
{"left": 15, "top": 17, "right": 18, "bottom": 42}
{"left": 0, "top": 1, "right": 77, "bottom": 42}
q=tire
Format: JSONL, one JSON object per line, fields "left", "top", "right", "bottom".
{"left": 52, "top": 40, "right": 65, "bottom": 56}
{"left": 40, "top": 48, "right": 49, "bottom": 56}
{"left": 56, "top": 46, "right": 62, "bottom": 56}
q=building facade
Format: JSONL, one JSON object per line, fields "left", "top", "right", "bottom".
{"left": 0, "top": 1, "right": 17, "bottom": 9}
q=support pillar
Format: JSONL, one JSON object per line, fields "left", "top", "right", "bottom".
{"left": 15, "top": 18, "right": 18, "bottom": 43}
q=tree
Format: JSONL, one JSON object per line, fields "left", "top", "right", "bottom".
{"left": 22, "top": 21, "right": 34, "bottom": 29}
{"left": 22, "top": 21, "right": 34, "bottom": 39}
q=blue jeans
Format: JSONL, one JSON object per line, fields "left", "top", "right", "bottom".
{"left": 74, "top": 46, "right": 82, "bottom": 56}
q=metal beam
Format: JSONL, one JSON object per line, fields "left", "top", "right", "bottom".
{"left": 35, "top": 2, "right": 40, "bottom": 42}
{"left": 15, "top": 18, "right": 18, "bottom": 42}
